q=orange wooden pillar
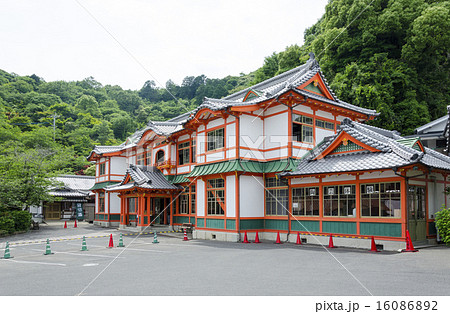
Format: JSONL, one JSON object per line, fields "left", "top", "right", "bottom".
{"left": 137, "top": 194, "right": 145, "bottom": 228}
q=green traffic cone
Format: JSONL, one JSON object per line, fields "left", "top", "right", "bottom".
{"left": 81, "top": 236, "right": 88, "bottom": 251}
{"left": 43, "top": 239, "right": 53, "bottom": 255}
{"left": 152, "top": 232, "right": 159, "bottom": 244}
{"left": 117, "top": 233, "right": 125, "bottom": 247}
{"left": 3, "top": 241, "right": 13, "bottom": 259}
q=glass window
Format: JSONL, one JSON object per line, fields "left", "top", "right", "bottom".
{"left": 265, "top": 177, "right": 288, "bottom": 216}
{"left": 292, "top": 114, "right": 313, "bottom": 143}
{"left": 178, "top": 184, "right": 196, "bottom": 215}
{"left": 127, "top": 197, "right": 137, "bottom": 213}
{"left": 145, "top": 150, "right": 152, "bottom": 165}
{"left": 407, "top": 185, "right": 425, "bottom": 220}
{"left": 156, "top": 150, "right": 165, "bottom": 163}
{"left": 207, "top": 128, "right": 224, "bottom": 151}
{"left": 323, "top": 185, "right": 356, "bottom": 217}
{"left": 98, "top": 192, "right": 105, "bottom": 213}
{"left": 292, "top": 187, "right": 319, "bottom": 216}
{"left": 137, "top": 153, "right": 145, "bottom": 166}
{"left": 207, "top": 178, "right": 225, "bottom": 215}
{"left": 361, "top": 182, "right": 401, "bottom": 218}
{"left": 99, "top": 163, "right": 106, "bottom": 175}
{"left": 315, "top": 119, "right": 334, "bottom": 130}
{"left": 178, "top": 141, "right": 191, "bottom": 165}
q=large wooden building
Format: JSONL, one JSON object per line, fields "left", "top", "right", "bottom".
{"left": 87, "top": 54, "right": 450, "bottom": 250}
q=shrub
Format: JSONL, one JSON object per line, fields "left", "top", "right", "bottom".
{"left": 11, "top": 210, "right": 32, "bottom": 232}
{"left": 0, "top": 216, "right": 15, "bottom": 235}
{"left": 435, "top": 205, "right": 450, "bottom": 244}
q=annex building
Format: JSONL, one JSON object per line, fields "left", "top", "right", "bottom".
{"left": 87, "top": 54, "right": 450, "bottom": 251}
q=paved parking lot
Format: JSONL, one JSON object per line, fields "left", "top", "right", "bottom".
{"left": 1, "top": 221, "right": 450, "bottom": 296}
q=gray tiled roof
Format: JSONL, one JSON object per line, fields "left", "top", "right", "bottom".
{"left": 284, "top": 118, "right": 450, "bottom": 176}
{"left": 106, "top": 165, "right": 180, "bottom": 191}
{"left": 52, "top": 175, "right": 95, "bottom": 193}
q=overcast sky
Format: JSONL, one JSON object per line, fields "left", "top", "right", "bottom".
{"left": 0, "top": 0, "right": 328, "bottom": 90}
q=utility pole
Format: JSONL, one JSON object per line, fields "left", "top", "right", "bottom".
{"left": 49, "top": 113, "right": 60, "bottom": 142}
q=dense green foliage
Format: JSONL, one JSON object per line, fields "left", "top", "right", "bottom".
{"left": 0, "top": 211, "right": 32, "bottom": 236}
{"left": 0, "top": 0, "right": 448, "bottom": 214}
{"left": 435, "top": 205, "right": 450, "bottom": 244}
{"left": 253, "top": 0, "right": 449, "bottom": 135}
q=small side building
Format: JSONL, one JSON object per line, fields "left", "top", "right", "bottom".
{"left": 282, "top": 118, "right": 450, "bottom": 250}
{"left": 41, "top": 175, "right": 95, "bottom": 221}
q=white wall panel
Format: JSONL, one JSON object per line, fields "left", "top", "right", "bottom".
{"left": 226, "top": 175, "right": 236, "bottom": 217}
{"left": 206, "top": 151, "right": 224, "bottom": 163}
{"left": 239, "top": 175, "right": 264, "bottom": 217}
{"left": 196, "top": 179, "right": 205, "bottom": 216}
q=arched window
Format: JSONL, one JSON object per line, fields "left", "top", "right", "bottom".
{"left": 156, "top": 150, "right": 165, "bottom": 164}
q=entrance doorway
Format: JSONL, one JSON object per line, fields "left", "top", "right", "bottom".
{"left": 407, "top": 185, "right": 427, "bottom": 242}
{"left": 44, "top": 203, "right": 61, "bottom": 220}
{"left": 152, "top": 197, "right": 171, "bottom": 225}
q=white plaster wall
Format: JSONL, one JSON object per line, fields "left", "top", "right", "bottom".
{"left": 109, "top": 193, "right": 121, "bottom": 214}
{"left": 111, "top": 157, "right": 127, "bottom": 175}
{"left": 315, "top": 110, "right": 334, "bottom": 120}
{"left": 226, "top": 123, "right": 236, "bottom": 148}
{"left": 292, "top": 148, "right": 311, "bottom": 159}
{"left": 322, "top": 174, "right": 356, "bottom": 182}
{"left": 295, "top": 105, "right": 313, "bottom": 115}
{"left": 429, "top": 181, "right": 445, "bottom": 218}
{"left": 177, "top": 165, "right": 190, "bottom": 174}
{"left": 240, "top": 114, "right": 263, "bottom": 149}
{"left": 315, "top": 128, "right": 334, "bottom": 145}
{"left": 196, "top": 179, "right": 205, "bottom": 216}
{"left": 207, "top": 118, "right": 224, "bottom": 129}
{"left": 265, "top": 148, "right": 288, "bottom": 160}
{"left": 226, "top": 175, "right": 236, "bottom": 218}
{"left": 264, "top": 104, "right": 286, "bottom": 116}
{"left": 239, "top": 175, "right": 264, "bottom": 217}
{"left": 264, "top": 113, "right": 288, "bottom": 150}
{"left": 291, "top": 177, "right": 320, "bottom": 185}
{"left": 178, "top": 134, "right": 190, "bottom": 142}
{"left": 359, "top": 171, "right": 397, "bottom": 180}
{"left": 206, "top": 151, "right": 224, "bottom": 163}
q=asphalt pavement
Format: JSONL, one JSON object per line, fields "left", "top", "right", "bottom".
{"left": 1, "top": 221, "right": 450, "bottom": 296}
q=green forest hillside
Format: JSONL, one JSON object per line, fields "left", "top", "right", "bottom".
{"left": 0, "top": 0, "right": 448, "bottom": 211}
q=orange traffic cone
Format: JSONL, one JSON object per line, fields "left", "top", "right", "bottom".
{"left": 74, "top": 220, "right": 77, "bottom": 228}
{"left": 370, "top": 236, "right": 379, "bottom": 252}
{"left": 296, "top": 232, "right": 302, "bottom": 245}
{"left": 275, "top": 231, "right": 282, "bottom": 244}
{"left": 64, "top": 221, "right": 67, "bottom": 228}
{"left": 254, "top": 231, "right": 261, "bottom": 243}
{"left": 402, "top": 230, "right": 418, "bottom": 252}
{"left": 107, "top": 234, "right": 114, "bottom": 248}
{"left": 328, "top": 234, "right": 335, "bottom": 248}
{"left": 183, "top": 229, "right": 188, "bottom": 241}
{"left": 243, "top": 231, "right": 250, "bottom": 243}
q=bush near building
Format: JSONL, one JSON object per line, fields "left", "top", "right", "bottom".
{"left": 435, "top": 206, "right": 450, "bottom": 244}
{"left": 0, "top": 210, "right": 32, "bottom": 236}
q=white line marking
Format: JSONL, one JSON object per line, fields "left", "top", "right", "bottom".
{"left": 2, "top": 259, "right": 66, "bottom": 266}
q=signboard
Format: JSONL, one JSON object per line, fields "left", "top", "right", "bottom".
{"left": 76, "top": 203, "right": 84, "bottom": 221}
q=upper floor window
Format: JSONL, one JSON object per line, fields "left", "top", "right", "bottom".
{"left": 178, "top": 142, "right": 191, "bottom": 165}
{"left": 315, "top": 119, "right": 334, "bottom": 130}
{"left": 156, "top": 150, "right": 165, "bottom": 164}
{"left": 98, "top": 192, "right": 105, "bottom": 212}
{"left": 99, "top": 163, "right": 106, "bottom": 175}
{"left": 207, "top": 128, "right": 224, "bottom": 151}
{"left": 145, "top": 150, "right": 152, "bottom": 165}
{"left": 293, "top": 114, "right": 313, "bottom": 143}
{"left": 137, "top": 153, "right": 145, "bottom": 166}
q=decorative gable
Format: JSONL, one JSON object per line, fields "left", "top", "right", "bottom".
{"left": 315, "top": 131, "right": 381, "bottom": 160}
{"left": 303, "top": 80, "right": 325, "bottom": 96}
{"left": 297, "top": 72, "right": 335, "bottom": 100}
{"left": 243, "top": 89, "right": 262, "bottom": 102}
{"left": 330, "top": 139, "right": 365, "bottom": 154}
{"left": 396, "top": 137, "right": 425, "bottom": 152}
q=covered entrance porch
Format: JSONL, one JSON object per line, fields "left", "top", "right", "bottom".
{"left": 105, "top": 165, "right": 182, "bottom": 231}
